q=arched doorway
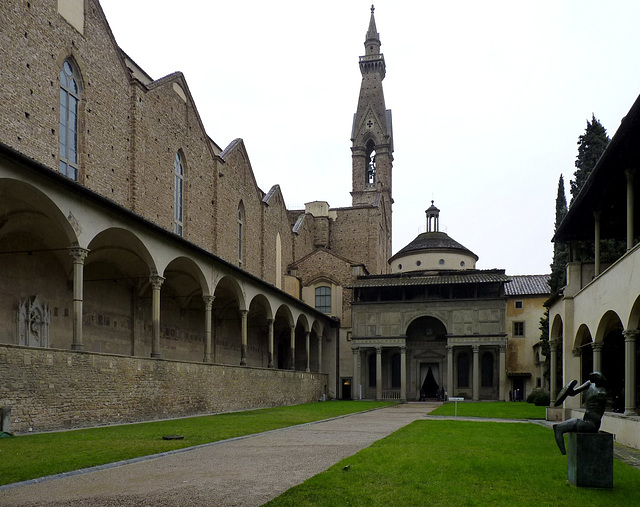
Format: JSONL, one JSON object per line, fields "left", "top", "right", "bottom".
{"left": 406, "top": 316, "right": 447, "bottom": 400}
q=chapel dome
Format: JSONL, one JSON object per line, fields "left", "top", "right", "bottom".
{"left": 388, "top": 203, "right": 478, "bottom": 273}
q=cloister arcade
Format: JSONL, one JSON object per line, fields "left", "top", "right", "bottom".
{"left": 0, "top": 166, "right": 331, "bottom": 373}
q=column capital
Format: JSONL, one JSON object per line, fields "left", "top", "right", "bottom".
{"left": 69, "top": 246, "right": 89, "bottom": 263}
{"left": 593, "top": 210, "right": 602, "bottom": 221}
{"left": 592, "top": 341, "right": 603, "bottom": 351}
{"left": 623, "top": 329, "right": 640, "bottom": 341}
{"left": 446, "top": 345, "right": 454, "bottom": 353}
{"left": 499, "top": 344, "right": 507, "bottom": 353}
{"left": 400, "top": 345, "right": 407, "bottom": 353}
{"left": 472, "top": 344, "right": 480, "bottom": 353}
{"left": 305, "top": 330, "right": 311, "bottom": 337}
{"left": 240, "top": 309, "right": 248, "bottom": 317}
{"left": 202, "top": 295, "right": 215, "bottom": 308}
{"left": 352, "top": 347, "right": 360, "bottom": 355}
{"left": 267, "top": 318, "right": 274, "bottom": 325}
{"left": 625, "top": 167, "right": 636, "bottom": 181}
{"left": 149, "top": 275, "right": 165, "bottom": 288}
{"left": 572, "top": 348, "right": 581, "bottom": 358}
{"left": 549, "top": 340, "right": 559, "bottom": 351}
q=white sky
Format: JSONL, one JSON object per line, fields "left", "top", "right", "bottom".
{"left": 100, "top": 0, "right": 640, "bottom": 275}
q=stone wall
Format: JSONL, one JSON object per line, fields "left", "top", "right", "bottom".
{"left": 0, "top": 344, "right": 328, "bottom": 434}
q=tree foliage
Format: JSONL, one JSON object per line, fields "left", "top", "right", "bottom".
{"left": 549, "top": 175, "right": 568, "bottom": 294}
{"left": 569, "top": 114, "right": 610, "bottom": 204}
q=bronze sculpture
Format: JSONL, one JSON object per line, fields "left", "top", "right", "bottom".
{"left": 552, "top": 372, "right": 607, "bottom": 455}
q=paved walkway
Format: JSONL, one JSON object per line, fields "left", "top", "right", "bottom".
{"left": 0, "top": 404, "right": 435, "bottom": 506}
{"left": 2, "top": 404, "right": 640, "bottom": 506}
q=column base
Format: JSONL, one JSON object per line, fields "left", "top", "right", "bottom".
{"left": 624, "top": 408, "right": 637, "bottom": 416}
{"left": 70, "top": 343, "right": 84, "bottom": 351}
{"left": 203, "top": 354, "right": 212, "bottom": 363}
{"left": 151, "top": 352, "right": 161, "bottom": 359}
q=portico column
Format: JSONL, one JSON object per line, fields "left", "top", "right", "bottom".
{"left": 447, "top": 345, "right": 454, "bottom": 398}
{"left": 376, "top": 346, "right": 382, "bottom": 401}
{"left": 267, "top": 319, "right": 274, "bottom": 368}
{"left": 622, "top": 329, "right": 638, "bottom": 415}
{"left": 400, "top": 346, "right": 407, "bottom": 402}
{"left": 69, "top": 247, "right": 89, "bottom": 351}
{"left": 592, "top": 342, "right": 603, "bottom": 372}
{"left": 352, "top": 347, "right": 360, "bottom": 400}
{"left": 499, "top": 344, "right": 506, "bottom": 401}
{"left": 317, "top": 333, "right": 323, "bottom": 372}
{"left": 202, "top": 295, "right": 214, "bottom": 363}
{"left": 626, "top": 169, "right": 635, "bottom": 250}
{"left": 289, "top": 326, "right": 296, "bottom": 370}
{"left": 472, "top": 345, "right": 480, "bottom": 401}
{"left": 550, "top": 340, "right": 558, "bottom": 404}
{"left": 305, "top": 331, "right": 311, "bottom": 372}
{"left": 239, "top": 310, "right": 248, "bottom": 366}
{"left": 150, "top": 275, "right": 164, "bottom": 358}
{"left": 594, "top": 211, "right": 601, "bottom": 276}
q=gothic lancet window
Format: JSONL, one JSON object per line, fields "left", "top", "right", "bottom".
{"left": 59, "top": 59, "right": 81, "bottom": 180}
{"left": 173, "top": 152, "right": 184, "bottom": 235}
{"left": 237, "top": 202, "right": 244, "bottom": 267}
{"left": 365, "top": 139, "right": 376, "bottom": 186}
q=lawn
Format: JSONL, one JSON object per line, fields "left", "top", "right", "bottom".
{"left": 429, "top": 401, "right": 546, "bottom": 419}
{"left": 266, "top": 420, "right": 640, "bottom": 507}
{"left": 0, "top": 400, "right": 393, "bottom": 486}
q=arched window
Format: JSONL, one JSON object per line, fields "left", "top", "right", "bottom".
{"left": 59, "top": 59, "right": 81, "bottom": 180}
{"left": 173, "top": 152, "right": 184, "bottom": 235}
{"left": 315, "top": 286, "right": 331, "bottom": 314}
{"left": 365, "top": 139, "right": 376, "bottom": 185}
{"left": 237, "top": 202, "right": 244, "bottom": 267}
{"left": 481, "top": 352, "right": 494, "bottom": 387}
{"left": 457, "top": 352, "right": 469, "bottom": 388}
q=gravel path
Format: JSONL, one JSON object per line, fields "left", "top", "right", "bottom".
{"left": 0, "top": 403, "right": 435, "bottom": 506}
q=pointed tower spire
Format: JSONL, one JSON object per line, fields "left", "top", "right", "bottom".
{"left": 365, "top": 5, "right": 380, "bottom": 56}
{"left": 351, "top": 5, "right": 393, "bottom": 207}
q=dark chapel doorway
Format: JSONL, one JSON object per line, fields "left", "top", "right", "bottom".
{"left": 420, "top": 363, "right": 440, "bottom": 398}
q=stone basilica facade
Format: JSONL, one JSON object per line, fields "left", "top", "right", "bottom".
{"left": 0, "top": 2, "right": 553, "bottom": 435}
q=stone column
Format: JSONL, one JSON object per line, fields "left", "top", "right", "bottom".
{"left": 305, "top": 331, "right": 311, "bottom": 372}
{"left": 550, "top": 340, "right": 558, "bottom": 403}
{"left": 626, "top": 169, "right": 635, "bottom": 250}
{"left": 69, "top": 247, "right": 89, "bottom": 351}
{"left": 594, "top": 211, "right": 601, "bottom": 276}
{"left": 317, "top": 333, "right": 323, "bottom": 372}
{"left": 472, "top": 345, "right": 480, "bottom": 401}
{"left": 289, "top": 326, "right": 296, "bottom": 370}
{"left": 623, "top": 329, "right": 638, "bottom": 415}
{"left": 267, "top": 319, "right": 274, "bottom": 368}
{"left": 446, "top": 346, "right": 454, "bottom": 400}
{"left": 376, "top": 346, "right": 383, "bottom": 401}
{"left": 352, "top": 347, "right": 360, "bottom": 400}
{"left": 499, "top": 344, "right": 507, "bottom": 401}
{"left": 240, "top": 310, "right": 248, "bottom": 366}
{"left": 592, "top": 342, "right": 602, "bottom": 372}
{"left": 400, "top": 346, "right": 407, "bottom": 402}
{"left": 150, "top": 275, "right": 164, "bottom": 358}
{"left": 202, "top": 295, "right": 214, "bottom": 363}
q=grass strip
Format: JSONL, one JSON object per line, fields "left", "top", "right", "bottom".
{"left": 266, "top": 420, "right": 640, "bottom": 507}
{"left": 0, "top": 400, "right": 394, "bottom": 486}
{"left": 429, "top": 401, "right": 546, "bottom": 419}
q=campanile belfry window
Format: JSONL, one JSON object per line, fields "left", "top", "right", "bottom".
{"left": 59, "top": 59, "right": 81, "bottom": 180}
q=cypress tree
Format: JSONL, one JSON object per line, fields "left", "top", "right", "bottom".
{"left": 570, "top": 114, "right": 610, "bottom": 205}
{"left": 549, "top": 175, "right": 568, "bottom": 293}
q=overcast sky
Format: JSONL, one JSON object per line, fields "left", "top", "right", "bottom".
{"left": 100, "top": 0, "right": 640, "bottom": 275}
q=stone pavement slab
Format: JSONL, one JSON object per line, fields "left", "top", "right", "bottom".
{"left": 0, "top": 403, "right": 434, "bottom": 507}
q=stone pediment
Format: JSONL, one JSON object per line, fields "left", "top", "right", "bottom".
{"left": 412, "top": 349, "right": 446, "bottom": 361}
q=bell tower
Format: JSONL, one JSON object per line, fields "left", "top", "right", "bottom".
{"left": 351, "top": 5, "right": 393, "bottom": 210}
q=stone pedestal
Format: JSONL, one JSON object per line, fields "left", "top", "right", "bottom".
{"left": 567, "top": 432, "right": 613, "bottom": 488}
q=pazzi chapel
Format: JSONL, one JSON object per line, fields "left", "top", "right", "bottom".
{"left": 0, "top": 2, "right": 552, "bottom": 434}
